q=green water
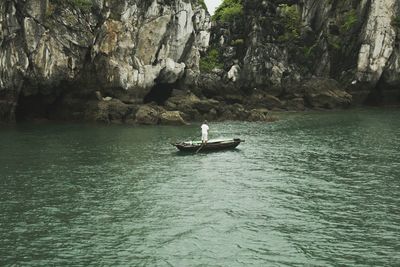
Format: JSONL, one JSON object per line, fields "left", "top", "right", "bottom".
{"left": 1, "top": 109, "right": 399, "bottom": 266}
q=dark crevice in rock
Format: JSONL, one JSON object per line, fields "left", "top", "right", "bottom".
{"left": 144, "top": 82, "right": 175, "bottom": 105}
{"left": 152, "top": 16, "right": 174, "bottom": 66}
{"left": 364, "top": 89, "right": 383, "bottom": 106}
{"left": 178, "top": 32, "right": 195, "bottom": 63}
{"left": 15, "top": 92, "right": 56, "bottom": 121}
{"left": 370, "top": 77, "right": 400, "bottom": 106}
{"left": 365, "top": 76, "right": 385, "bottom": 106}
{"left": 15, "top": 83, "right": 93, "bottom": 122}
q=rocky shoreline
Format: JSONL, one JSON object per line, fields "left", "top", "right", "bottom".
{"left": 82, "top": 91, "right": 278, "bottom": 125}
{"left": 1, "top": 0, "right": 398, "bottom": 124}
{"left": 62, "top": 76, "right": 351, "bottom": 126}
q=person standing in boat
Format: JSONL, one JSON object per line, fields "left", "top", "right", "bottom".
{"left": 201, "top": 120, "right": 209, "bottom": 144}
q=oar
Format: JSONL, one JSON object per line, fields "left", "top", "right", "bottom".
{"left": 195, "top": 143, "right": 206, "bottom": 153}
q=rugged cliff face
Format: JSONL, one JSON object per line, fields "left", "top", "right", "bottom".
{"left": 1, "top": 0, "right": 399, "bottom": 124}
{"left": 203, "top": 0, "right": 400, "bottom": 110}
{"left": 0, "top": 0, "right": 210, "bottom": 122}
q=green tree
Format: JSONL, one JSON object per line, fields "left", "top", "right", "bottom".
{"left": 212, "top": 0, "right": 243, "bottom": 23}
{"left": 341, "top": 9, "right": 358, "bottom": 32}
{"left": 278, "top": 4, "right": 302, "bottom": 42}
{"left": 197, "top": 0, "right": 207, "bottom": 11}
{"left": 200, "top": 49, "right": 223, "bottom": 73}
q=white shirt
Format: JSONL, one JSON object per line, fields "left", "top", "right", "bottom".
{"left": 201, "top": 124, "right": 209, "bottom": 134}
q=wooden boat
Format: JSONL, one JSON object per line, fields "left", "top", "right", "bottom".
{"left": 172, "top": 138, "right": 244, "bottom": 152}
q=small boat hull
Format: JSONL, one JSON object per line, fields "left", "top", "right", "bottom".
{"left": 173, "top": 138, "right": 244, "bottom": 152}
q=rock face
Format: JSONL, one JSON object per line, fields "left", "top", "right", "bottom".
{"left": 135, "top": 105, "right": 161, "bottom": 125}
{"left": 159, "top": 111, "right": 188, "bottom": 125}
{"left": 201, "top": 0, "right": 400, "bottom": 109}
{"left": 303, "top": 78, "right": 352, "bottom": 109}
{"left": 0, "top": 0, "right": 210, "bottom": 122}
{"left": 1, "top": 0, "right": 398, "bottom": 124}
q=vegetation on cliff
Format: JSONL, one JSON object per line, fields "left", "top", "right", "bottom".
{"left": 340, "top": 9, "right": 358, "bottom": 32}
{"left": 1, "top": 0, "right": 400, "bottom": 124}
{"left": 212, "top": 0, "right": 243, "bottom": 22}
{"left": 392, "top": 16, "right": 400, "bottom": 28}
{"left": 199, "top": 48, "right": 223, "bottom": 73}
{"left": 49, "top": 0, "right": 93, "bottom": 11}
{"left": 197, "top": 0, "right": 208, "bottom": 11}
{"left": 277, "top": 4, "right": 302, "bottom": 42}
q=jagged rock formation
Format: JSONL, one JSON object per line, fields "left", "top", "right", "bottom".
{"left": 203, "top": 0, "right": 400, "bottom": 109}
{"left": 0, "top": 0, "right": 210, "bottom": 122}
{"left": 1, "top": 0, "right": 399, "bottom": 124}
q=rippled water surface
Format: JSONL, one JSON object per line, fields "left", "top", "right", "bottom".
{"left": 1, "top": 109, "right": 400, "bottom": 266}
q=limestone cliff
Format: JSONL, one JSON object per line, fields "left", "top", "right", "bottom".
{"left": 1, "top": 0, "right": 399, "bottom": 124}
{"left": 203, "top": 0, "right": 400, "bottom": 109}
{"left": 0, "top": 0, "right": 210, "bottom": 122}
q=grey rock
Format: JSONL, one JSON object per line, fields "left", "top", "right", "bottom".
{"left": 285, "top": 98, "right": 305, "bottom": 111}
{"left": 245, "top": 93, "right": 283, "bottom": 110}
{"left": 85, "top": 99, "right": 135, "bottom": 123}
{"left": 193, "top": 99, "right": 220, "bottom": 114}
{"left": 303, "top": 78, "right": 352, "bottom": 109}
{"left": 160, "top": 111, "right": 188, "bottom": 125}
{"left": 135, "top": 105, "right": 160, "bottom": 125}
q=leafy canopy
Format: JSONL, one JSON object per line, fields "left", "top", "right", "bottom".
{"left": 212, "top": 0, "right": 243, "bottom": 23}
{"left": 278, "top": 4, "right": 302, "bottom": 42}
{"left": 200, "top": 48, "right": 223, "bottom": 73}
{"left": 197, "top": 0, "right": 207, "bottom": 11}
